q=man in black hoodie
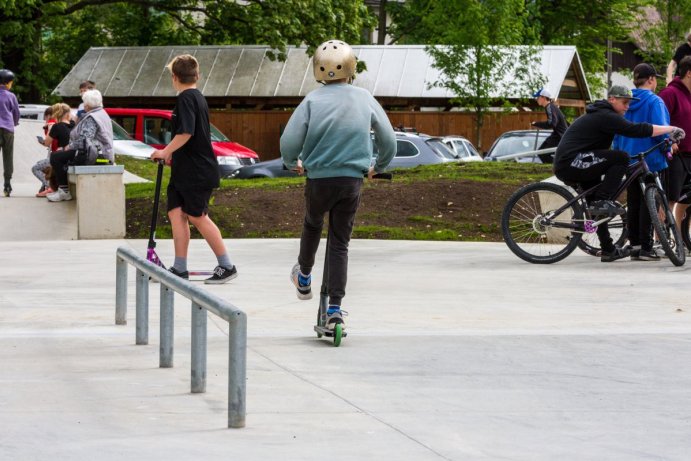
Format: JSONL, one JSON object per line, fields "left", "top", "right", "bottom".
{"left": 554, "top": 85, "right": 683, "bottom": 262}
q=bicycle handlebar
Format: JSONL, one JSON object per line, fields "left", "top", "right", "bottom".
{"left": 633, "top": 138, "right": 673, "bottom": 160}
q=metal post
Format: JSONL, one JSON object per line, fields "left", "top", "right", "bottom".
{"left": 115, "top": 256, "right": 128, "bottom": 325}
{"left": 135, "top": 269, "right": 149, "bottom": 345}
{"left": 159, "top": 285, "right": 174, "bottom": 368}
{"left": 227, "top": 311, "right": 247, "bottom": 428}
{"left": 191, "top": 301, "right": 207, "bottom": 393}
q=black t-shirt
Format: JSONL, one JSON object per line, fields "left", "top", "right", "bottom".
{"left": 170, "top": 88, "right": 219, "bottom": 190}
{"left": 673, "top": 43, "right": 691, "bottom": 76}
{"left": 49, "top": 122, "right": 72, "bottom": 150}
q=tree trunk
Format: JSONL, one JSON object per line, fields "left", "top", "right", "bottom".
{"left": 475, "top": 110, "right": 484, "bottom": 151}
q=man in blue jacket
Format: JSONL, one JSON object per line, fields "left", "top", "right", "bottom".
{"left": 613, "top": 63, "right": 670, "bottom": 261}
{"left": 281, "top": 40, "right": 396, "bottom": 332}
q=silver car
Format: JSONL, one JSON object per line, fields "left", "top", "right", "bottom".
{"left": 484, "top": 130, "right": 554, "bottom": 163}
{"left": 441, "top": 135, "right": 483, "bottom": 162}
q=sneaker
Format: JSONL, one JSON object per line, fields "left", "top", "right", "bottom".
{"left": 601, "top": 246, "right": 631, "bottom": 262}
{"left": 3, "top": 184, "right": 11, "bottom": 197}
{"left": 290, "top": 263, "right": 313, "bottom": 300}
{"left": 204, "top": 265, "right": 237, "bottom": 285}
{"left": 629, "top": 245, "right": 642, "bottom": 260}
{"left": 324, "top": 306, "right": 348, "bottom": 330}
{"left": 637, "top": 249, "right": 661, "bottom": 261}
{"left": 36, "top": 187, "right": 54, "bottom": 198}
{"left": 587, "top": 200, "right": 625, "bottom": 217}
{"left": 46, "top": 188, "right": 72, "bottom": 202}
{"left": 168, "top": 266, "right": 189, "bottom": 280}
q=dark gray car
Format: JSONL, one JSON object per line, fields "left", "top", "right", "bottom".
{"left": 230, "top": 132, "right": 457, "bottom": 179}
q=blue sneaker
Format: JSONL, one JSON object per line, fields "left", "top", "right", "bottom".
{"left": 290, "top": 263, "right": 312, "bottom": 300}
{"left": 325, "top": 306, "right": 348, "bottom": 330}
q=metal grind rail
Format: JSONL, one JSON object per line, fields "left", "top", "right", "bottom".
{"left": 115, "top": 245, "right": 246, "bottom": 428}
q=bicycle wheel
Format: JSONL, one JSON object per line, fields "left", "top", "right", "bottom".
{"left": 501, "top": 182, "right": 584, "bottom": 264}
{"left": 645, "top": 185, "right": 686, "bottom": 266}
{"left": 577, "top": 205, "right": 628, "bottom": 256}
{"left": 682, "top": 213, "right": 691, "bottom": 253}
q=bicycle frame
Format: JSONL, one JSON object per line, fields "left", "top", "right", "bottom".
{"left": 543, "top": 139, "right": 673, "bottom": 233}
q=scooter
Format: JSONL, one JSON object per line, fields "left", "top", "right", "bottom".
{"left": 146, "top": 161, "right": 213, "bottom": 277}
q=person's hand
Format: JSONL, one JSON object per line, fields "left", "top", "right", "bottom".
{"left": 150, "top": 149, "right": 170, "bottom": 164}
{"left": 367, "top": 166, "right": 375, "bottom": 180}
{"left": 670, "top": 127, "right": 686, "bottom": 143}
{"left": 291, "top": 159, "right": 305, "bottom": 175}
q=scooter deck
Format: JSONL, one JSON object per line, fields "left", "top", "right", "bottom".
{"left": 314, "top": 325, "right": 348, "bottom": 338}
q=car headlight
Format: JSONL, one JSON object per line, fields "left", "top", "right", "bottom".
{"left": 217, "top": 156, "right": 241, "bottom": 166}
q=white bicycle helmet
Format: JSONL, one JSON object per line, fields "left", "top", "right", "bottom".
{"left": 313, "top": 40, "right": 356, "bottom": 83}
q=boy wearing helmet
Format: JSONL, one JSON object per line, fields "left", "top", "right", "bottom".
{"left": 281, "top": 40, "right": 396, "bottom": 332}
{"left": 0, "top": 69, "right": 19, "bottom": 197}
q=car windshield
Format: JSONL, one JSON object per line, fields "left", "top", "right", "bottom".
{"left": 210, "top": 124, "right": 229, "bottom": 142}
{"left": 426, "top": 138, "right": 457, "bottom": 159}
{"left": 489, "top": 133, "right": 547, "bottom": 158}
{"left": 112, "top": 121, "right": 132, "bottom": 141}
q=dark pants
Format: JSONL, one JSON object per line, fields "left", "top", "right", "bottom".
{"left": 537, "top": 136, "right": 560, "bottom": 163}
{"left": 0, "top": 128, "right": 14, "bottom": 185}
{"left": 298, "top": 177, "right": 363, "bottom": 307}
{"left": 555, "top": 149, "right": 630, "bottom": 252}
{"left": 627, "top": 178, "right": 654, "bottom": 251}
{"left": 49, "top": 150, "right": 77, "bottom": 187}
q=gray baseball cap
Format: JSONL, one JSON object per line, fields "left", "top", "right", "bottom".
{"left": 608, "top": 85, "right": 639, "bottom": 101}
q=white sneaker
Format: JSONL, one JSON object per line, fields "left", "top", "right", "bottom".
{"left": 47, "top": 188, "right": 73, "bottom": 202}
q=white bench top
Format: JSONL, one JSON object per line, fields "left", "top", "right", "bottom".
{"left": 68, "top": 165, "right": 125, "bottom": 175}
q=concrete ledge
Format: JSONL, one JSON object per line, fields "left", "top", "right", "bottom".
{"left": 67, "top": 165, "right": 126, "bottom": 239}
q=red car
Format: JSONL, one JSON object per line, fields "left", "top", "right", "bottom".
{"left": 105, "top": 108, "right": 259, "bottom": 177}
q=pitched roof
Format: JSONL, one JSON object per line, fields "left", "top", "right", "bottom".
{"left": 54, "top": 45, "right": 591, "bottom": 105}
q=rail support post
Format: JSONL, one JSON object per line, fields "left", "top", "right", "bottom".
{"left": 115, "top": 256, "right": 128, "bottom": 325}
{"left": 191, "top": 301, "right": 207, "bottom": 393}
{"left": 135, "top": 269, "right": 149, "bottom": 345}
{"left": 159, "top": 285, "right": 174, "bottom": 368}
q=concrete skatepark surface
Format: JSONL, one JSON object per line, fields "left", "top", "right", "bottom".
{"left": 1, "top": 238, "right": 691, "bottom": 460}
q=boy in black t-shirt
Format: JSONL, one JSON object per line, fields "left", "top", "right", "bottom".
{"left": 150, "top": 55, "right": 237, "bottom": 284}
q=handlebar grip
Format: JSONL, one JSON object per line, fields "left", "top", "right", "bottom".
{"left": 371, "top": 172, "right": 393, "bottom": 180}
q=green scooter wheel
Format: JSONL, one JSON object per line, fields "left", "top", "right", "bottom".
{"left": 333, "top": 324, "right": 343, "bottom": 347}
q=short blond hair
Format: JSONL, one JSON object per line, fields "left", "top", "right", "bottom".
{"left": 51, "top": 103, "right": 71, "bottom": 121}
{"left": 166, "top": 54, "right": 199, "bottom": 84}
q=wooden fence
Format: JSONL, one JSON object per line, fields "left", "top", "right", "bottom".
{"left": 210, "top": 110, "right": 546, "bottom": 160}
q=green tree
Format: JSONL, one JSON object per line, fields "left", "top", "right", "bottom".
{"left": 391, "top": 0, "right": 543, "bottom": 148}
{"left": 637, "top": 1, "right": 691, "bottom": 77}
{"left": 0, "top": 0, "right": 375, "bottom": 102}
{"left": 526, "top": 0, "right": 649, "bottom": 93}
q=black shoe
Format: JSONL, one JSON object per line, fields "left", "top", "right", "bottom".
{"left": 588, "top": 200, "right": 625, "bottom": 217}
{"left": 205, "top": 265, "right": 237, "bottom": 285}
{"left": 601, "top": 246, "right": 631, "bottom": 262}
{"left": 637, "top": 249, "right": 661, "bottom": 261}
{"left": 168, "top": 266, "right": 189, "bottom": 280}
{"left": 3, "top": 184, "right": 11, "bottom": 197}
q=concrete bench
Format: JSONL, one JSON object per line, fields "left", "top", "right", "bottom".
{"left": 68, "top": 165, "right": 126, "bottom": 239}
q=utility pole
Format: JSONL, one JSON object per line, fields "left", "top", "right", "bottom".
{"left": 377, "top": 0, "right": 388, "bottom": 45}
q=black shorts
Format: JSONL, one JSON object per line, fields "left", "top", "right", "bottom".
{"left": 666, "top": 153, "right": 691, "bottom": 204}
{"left": 166, "top": 182, "right": 213, "bottom": 217}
